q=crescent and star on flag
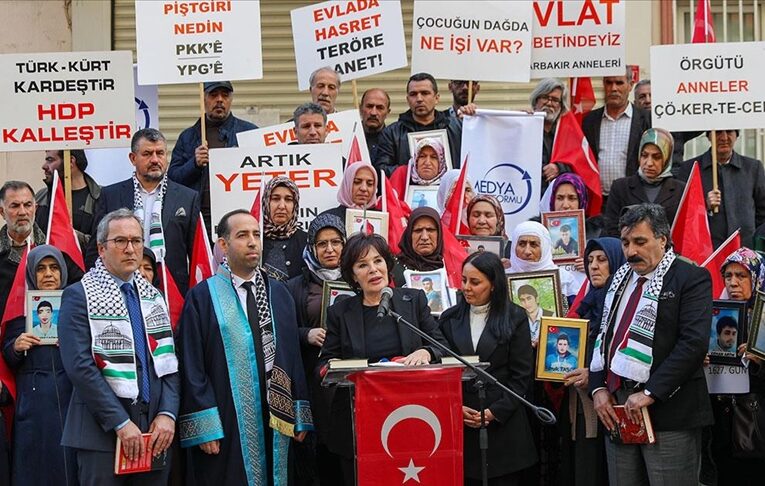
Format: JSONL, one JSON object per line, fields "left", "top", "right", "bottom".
{"left": 380, "top": 404, "right": 442, "bottom": 484}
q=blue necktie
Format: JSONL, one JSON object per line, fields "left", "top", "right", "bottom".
{"left": 121, "top": 283, "right": 151, "bottom": 403}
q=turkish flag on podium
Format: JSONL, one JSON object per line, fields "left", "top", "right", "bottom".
{"left": 352, "top": 368, "right": 463, "bottom": 486}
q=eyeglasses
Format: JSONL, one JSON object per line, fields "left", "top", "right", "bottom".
{"left": 538, "top": 94, "right": 562, "bottom": 105}
{"left": 315, "top": 239, "right": 344, "bottom": 251}
{"left": 105, "top": 237, "right": 144, "bottom": 250}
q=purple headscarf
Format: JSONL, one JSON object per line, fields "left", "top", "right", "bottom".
{"left": 549, "top": 173, "right": 588, "bottom": 212}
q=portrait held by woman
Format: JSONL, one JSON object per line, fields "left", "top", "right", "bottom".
{"left": 261, "top": 176, "right": 308, "bottom": 282}
{"left": 390, "top": 138, "right": 449, "bottom": 204}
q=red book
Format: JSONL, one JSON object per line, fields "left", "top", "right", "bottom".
{"left": 610, "top": 406, "right": 656, "bottom": 445}
{"left": 114, "top": 434, "right": 168, "bottom": 475}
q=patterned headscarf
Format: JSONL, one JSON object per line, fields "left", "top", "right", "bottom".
{"left": 437, "top": 169, "right": 473, "bottom": 215}
{"left": 25, "top": 245, "right": 67, "bottom": 290}
{"left": 466, "top": 195, "right": 505, "bottom": 237}
{"left": 303, "top": 213, "right": 346, "bottom": 282}
{"left": 409, "top": 138, "right": 447, "bottom": 185}
{"left": 549, "top": 173, "right": 588, "bottom": 213}
{"left": 638, "top": 127, "right": 675, "bottom": 182}
{"left": 721, "top": 247, "right": 763, "bottom": 303}
{"left": 336, "top": 162, "right": 378, "bottom": 209}
{"left": 508, "top": 221, "right": 556, "bottom": 274}
{"left": 397, "top": 207, "right": 444, "bottom": 271}
{"left": 262, "top": 176, "right": 300, "bottom": 240}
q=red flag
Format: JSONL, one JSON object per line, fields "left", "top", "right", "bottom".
{"left": 189, "top": 215, "right": 214, "bottom": 289}
{"left": 377, "top": 172, "right": 411, "bottom": 255}
{"left": 691, "top": 0, "right": 715, "bottom": 43}
{"left": 702, "top": 230, "right": 741, "bottom": 298}
{"left": 347, "top": 135, "right": 363, "bottom": 166}
{"left": 566, "top": 280, "right": 590, "bottom": 318}
{"left": 158, "top": 263, "right": 184, "bottom": 332}
{"left": 551, "top": 111, "right": 603, "bottom": 216}
{"left": 0, "top": 245, "right": 29, "bottom": 403}
{"left": 249, "top": 178, "right": 265, "bottom": 245}
{"left": 46, "top": 171, "right": 85, "bottom": 270}
{"left": 569, "top": 77, "right": 596, "bottom": 126}
{"left": 442, "top": 156, "right": 471, "bottom": 236}
{"left": 352, "top": 368, "right": 463, "bottom": 486}
{"left": 671, "top": 162, "right": 714, "bottom": 265}
{"left": 442, "top": 229, "right": 468, "bottom": 289}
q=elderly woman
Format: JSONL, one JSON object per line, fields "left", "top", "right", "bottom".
{"left": 1, "top": 245, "right": 76, "bottom": 486}
{"left": 318, "top": 233, "right": 448, "bottom": 485}
{"left": 467, "top": 195, "right": 506, "bottom": 237}
{"left": 439, "top": 251, "right": 537, "bottom": 485}
{"left": 392, "top": 207, "right": 444, "bottom": 287}
{"left": 604, "top": 128, "right": 685, "bottom": 236}
{"left": 437, "top": 169, "right": 475, "bottom": 231}
{"left": 390, "top": 138, "right": 449, "bottom": 200}
{"left": 322, "top": 162, "right": 378, "bottom": 223}
{"left": 261, "top": 176, "right": 308, "bottom": 281}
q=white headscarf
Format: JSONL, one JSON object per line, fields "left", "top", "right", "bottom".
{"left": 437, "top": 169, "right": 471, "bottom": 215}
{"left": 508, "top": 221, "right": 556, "bottom": 273}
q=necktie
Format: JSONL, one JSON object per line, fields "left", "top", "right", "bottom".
{"left": 121, "top": 283, "right": 151, "bottom": 403}
{"left": 606, "top": 277, "right": 647, "bottom": 393}
{"left": 241, "top": 281, "right": 267, "bottom": 389}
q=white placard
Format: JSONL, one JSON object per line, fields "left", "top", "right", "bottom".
{"left": 236, "top": 110, "right": 371, "bottom": 165}
{"left": 209, "top": 144, "right": 343, "bottom": 236}
{"left": 530, "top": 0, "right": 626, "bottom": 78}
{"left": 461, "top": 110, "right": 544, "bottom": 230}
{"left": 410, "top": 1, "right": 533, "bottom": 82}
{"left": 291, "top": 0, "right": 407, "bottom": 90}
{"left": 135, "top": 0, "right": 262, "bottom": 84}
{"left": 650, "top": 41, "right": 765, "bottom": 131}
{"left": 704, "top": 364, "right": 750, "bottom": 394}
{"left": 0, "top": 51, "right": 134, "bottom": 151}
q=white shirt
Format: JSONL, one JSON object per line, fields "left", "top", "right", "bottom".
{"left": 598, "top": 103, "right": 633, "bottom": 195}
{"left": 527, "top": 307, "right": 544, "bottom": 343}
{"left": 469, "top": 303, "right": 490, "bottom": 352}
{"left": 230, "top": 271, "right": 274, "bottom": 374}
{"left": 138, "top": 184, "right": 159, "bottom": 246}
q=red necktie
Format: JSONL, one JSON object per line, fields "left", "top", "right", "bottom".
{"left": 607, "top": 277, "right": 647, "bottom": 393}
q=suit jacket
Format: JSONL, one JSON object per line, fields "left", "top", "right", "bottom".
{"left": 438, "top": 301, "right": 537, "bottom": 478}
{"left": 58, "top": 282, "right": 180, "bottom": 452}
{"left": 85, "top": 178, "right": 200, "bottom": 295}
{"left": 581, "top": 104, "right": 652, "bottom": 181}
{"left": 318, "top": 287, "right": 449, "bottom": 457}
{"left": 588, "top": 259, "right": 714, "bottom": 431}
{"left": 603, "top": 175, "right": 685, "bottom": 237}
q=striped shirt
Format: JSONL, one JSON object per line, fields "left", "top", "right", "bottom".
{"left": 598, "top": 103, "right": 633, "bottom": 194}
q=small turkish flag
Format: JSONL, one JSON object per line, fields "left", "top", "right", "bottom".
{"left": 352, "top": 368, "right": 463, "bottom": 485}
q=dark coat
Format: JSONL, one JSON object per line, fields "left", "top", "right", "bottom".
{"left": 84, "top": 178, "right": 200, "bottom": 295}
{"left": 262, "top": 230, "right": 308, "bottom": 282}
{"left": 318, "top": 288, "right": 449, "bottom": 458}
{"left": 603, "top": 175, "right": 685, "bottom": 237}
{"left": 675, "top": 150, "right": 765, "bottom": 248}
{"left": 35, "top": 171, "right": 102, "bottom": 251}
{"left": 373, "top": 109, "right": 463, "bottom": 176}
{"left": 438, "top": 301, "right": 538, "bottom": 479}
{"left": 588, "top": 258, "right": 715, "bottom": 431}
{"left": 581, "top": 104, "right": 652, "bottom": 180}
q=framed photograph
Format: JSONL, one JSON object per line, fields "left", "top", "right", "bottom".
{"left": 747, "top": 291, "right": 765, "bottom": 360}
{"left": 507, "top": 270, "right": 563, "bottom": 344}
{"left": 345, "top": 209, "right": 389, "bottom": 237}
{"left": 456, "top": 235, "right": 506, "bottom": 258}
{"left": 405, "top": 185, "right": 440, "bottom": 211}
{"left": 541, "top": 209, "right": 586, "bottom": 264}
{"left": 404, "top": 268, "right": 451, "bottom": 316}
{"left": 406, "top": 129, "right": 453, "bottom": 170}
{"left": 535, "top": 317, "right": 588, "bottom": 382}
{"left": 708, "top": 300, "right": 747, "bottom": 365}
{"left": 320, "top": 281, "right": 356, "bottom": 329}
{"left": 25, "top": 290, "right": 63, "bottom": 345}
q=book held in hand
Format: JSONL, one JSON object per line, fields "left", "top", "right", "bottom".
{"left": 114, "top": 433, "right": 168, "bottom": 475}
{"left": 609, "top": 405, "right": 656, "bottom": 444}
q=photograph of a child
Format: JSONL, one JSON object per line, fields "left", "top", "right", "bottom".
{"left": 26, "top": 290, "right": 63, "bottom": 345}
{"left": 406, "top": 186, "right": 439, "bottom": 211}
{"left": 544, "top": 327, "right": 580, "bottom": 374}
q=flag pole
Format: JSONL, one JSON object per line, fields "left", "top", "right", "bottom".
{"left": 352, "top": 80, "right": 359, "bottom": 110}
{"left": 199, "top": 83, "right": 207, "bottom": 145}
{"left": 468, "top": 81, "right": 473, "bottom": 108}
{"left": 711, "top": 131, "right": 718, "bottom": 214}
{"left": 63, "top": 149, "right": 73, "bottom": 220}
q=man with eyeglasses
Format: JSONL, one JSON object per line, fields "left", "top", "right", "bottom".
{"left": 529, "top": 78, "right": 574, "bottom": 194}
{"left": 86, "top": 128, "right": 200, "bottom": 295}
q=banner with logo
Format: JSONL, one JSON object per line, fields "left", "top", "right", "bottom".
{"left": 461, "top": 110, "right": 544, "bottom": 230}
{"left": 209, "top": 144, "right": 343, "bottom": 236}
{"left": 352, "top": 368, "right": 463, "bottom": 486}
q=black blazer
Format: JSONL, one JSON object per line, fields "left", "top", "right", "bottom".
{"left": 588, "top": 259, "right": 714, "bottom": 431}
{"left": 85, "top": 178, "right": 200, "bottom": 295}
{"left": 582, "top": 104, "right": 652, "bottom": 179}
{"left": 439, "top": 301, "right": 537, "bottom": 479}
{"left": 318, "top": 287, "right": 449, "bottom": 458}
{"left": 603, "top": 175, "right": 685, "bottom": 236}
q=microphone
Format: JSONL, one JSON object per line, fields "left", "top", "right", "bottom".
{"left": 376, "top": 287, "right": 394, "bottom": 319}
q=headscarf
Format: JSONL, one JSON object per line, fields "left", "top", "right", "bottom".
{"left": 637, "top": 127, "right": 674, "bottom": 183}
{"left": 720, "top": 247, "right": 762, "bottom": 304}
{"left": 548, "top": 173, "right": 588, "bottom": 213}
{"left": 508, "top": 221, "right": 555, "bottom": 274}
{"left": 262, "top": 176, "right": 301, "bottom": 240}
{"left": 466, "top": 195, "right": 505, "bottom": 237}
{"left": 141, "top": 247, "right": 160, "bottom": 287}
{"left": 303, "top": 213, "right": 346, "bottom": 282}
{"left": 437, "top": 169, "right": 472, "bottom": 214}
{"left": 409, "top": 138, "right": 447, "bottom": 185}
{"left": 336, "top": 162, "right": 378, "bottom": 209}
{"left": 397, "top": 207, "right": 444, "bottom": 271}
{"left": 577, "top": 237, "right": 626, "bottom": 324}
{"left": 25, "top": 245, "right": 68, "bottom": 290}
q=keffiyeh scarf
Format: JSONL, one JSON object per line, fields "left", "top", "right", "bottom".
{"left": 132, "top": 174, "right": 168, "bottom": 261}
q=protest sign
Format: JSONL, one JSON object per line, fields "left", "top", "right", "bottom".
{"left": 461, "top": 110, "right": 544, "bottom": 229}
{"left": 410, "top": 1, "right": 533, "bottom": 82}
{"left": 135, "top": 0, "right": 262, "bottom": 84}
{"left": 0, "top": 51, "right": 134, "bottom": 151}
{"left": 530, "top": 0, "right": 626, "bottom": 78}
{"left": 236, "top": 109, "right": 371, "bottom": 165}
{"left": 209, "top": 144, "right": 343, "bottom": 236}
{"left": 650, "top": 41, "right": 765, "bottom": 131}
{"left": 291, "top": 0, "right": 407, "bottom": 90}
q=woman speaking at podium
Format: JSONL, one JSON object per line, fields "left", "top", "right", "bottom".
{"left": 318, "top": 232, "right": 448, "bottom": 486}
{"left": 439, "top": 251, "right": 537, "bottom": 486}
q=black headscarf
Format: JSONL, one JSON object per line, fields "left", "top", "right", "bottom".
{"left": 397, "top": 207, "right": 444, "bottom": 271}
{"left": 577, "top": 237, "right": 626, "bottom": 324}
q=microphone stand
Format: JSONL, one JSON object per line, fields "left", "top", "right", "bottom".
{"left": 384, "top": 308, "right": 556, "bottom": 486}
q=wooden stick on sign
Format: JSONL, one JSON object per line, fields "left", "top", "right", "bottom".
{"left": 63, "top": 149, "right": 73, "bottom": 220}
{"left": 199, "top": 83, "right": 207, "bottom": 145}
{"left": 711, "top": 130, "right": 718, "bottom": 214}
{"left": 352, "top": 80, "right": 359, "bottom": 110}
{"left": 468, "top": 80, "right": 473, "bottom": 109}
